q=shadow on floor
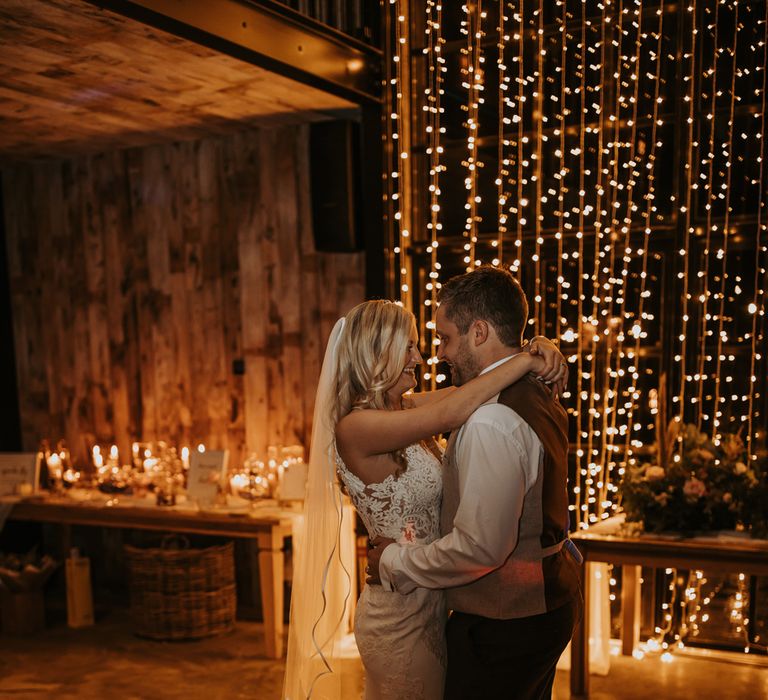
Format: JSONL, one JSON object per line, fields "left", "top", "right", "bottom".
{"left": 0, "top": 610, "right": 765, "bottom": 699}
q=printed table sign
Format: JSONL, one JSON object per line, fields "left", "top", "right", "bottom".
{"left": 0, "top": 453, "right": 39, "bottom": 497}
{"left": 187, "top": 450, "right": 229, "bottom": 506}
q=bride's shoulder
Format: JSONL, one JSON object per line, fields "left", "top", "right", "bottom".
{"left": 336, "top": 406, "right": 386, "bottom": 433}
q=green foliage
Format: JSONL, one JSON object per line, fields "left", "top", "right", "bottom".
{"left": 619, "top": 424, "right": 766, "bottom": 537}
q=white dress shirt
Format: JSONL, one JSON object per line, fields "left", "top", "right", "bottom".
{"left": 379, "top": 355, "right": 544, "bottom": 594}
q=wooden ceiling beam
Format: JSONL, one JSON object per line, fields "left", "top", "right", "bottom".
{"left": 87, "top": 0, "right": 382, "bottom": 105}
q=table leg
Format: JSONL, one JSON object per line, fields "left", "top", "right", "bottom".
{"left": 621, "top": 564, "right": 641, "bottom": 656}
{"left": 571, "top": 558, "right": 590, "bottom": 698}
{"left": 257, "top": 528, "right": 286, "bottom": 659}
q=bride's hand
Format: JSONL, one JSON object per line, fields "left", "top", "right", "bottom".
{"left": 527, "top": 336, "right": 568, "bottom": 397}
{"left": 365, "top": 536, "right": 396, "bottom": 585}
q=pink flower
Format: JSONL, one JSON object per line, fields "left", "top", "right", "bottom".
{"left": 683, "top": 477, "right": 707, "bottom": 501}
{"left": 401, "top": 520, "right": 416, "bottom": 543}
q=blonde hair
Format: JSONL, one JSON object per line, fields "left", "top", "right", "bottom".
{"left": 331, "top": 300, "right": 414, "bottom": 475}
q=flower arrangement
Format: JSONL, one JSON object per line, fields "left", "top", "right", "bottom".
{"left": 620, "top": 421, "right": 768, "bottom": 538}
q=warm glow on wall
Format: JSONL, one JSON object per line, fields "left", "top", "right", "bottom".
{"left": 385, "top": 1, "right": 767, "bottom": 537}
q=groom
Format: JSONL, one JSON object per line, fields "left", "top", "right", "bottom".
{"left": 367, "top": 265, "right": 583, "bottom": 699}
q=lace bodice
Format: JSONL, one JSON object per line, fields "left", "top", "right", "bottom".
{"left": 336, "top": 443, "right": 443, "bottom": 544}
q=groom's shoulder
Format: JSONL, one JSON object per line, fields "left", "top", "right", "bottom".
{"left": 465, "top": 399, "right": 530, "bottom": 432}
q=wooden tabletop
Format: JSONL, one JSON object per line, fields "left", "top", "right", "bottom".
{"left": 7, "top": 497, "right": 296, "bottom": 540}
{"left": 571, "top": 519, "right": 768, "bottom": 576}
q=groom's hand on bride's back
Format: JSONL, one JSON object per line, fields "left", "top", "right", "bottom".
{"left": 365, "top": 536, "right": 396, "bottom": 585}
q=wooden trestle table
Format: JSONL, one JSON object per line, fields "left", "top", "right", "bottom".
{"left": 7, "top": 497, "right": 296, "bottom": 659}
{"left": 569, "top": 521, "right": 768, "bottom": 698}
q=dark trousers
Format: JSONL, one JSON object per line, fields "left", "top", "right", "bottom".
{"left": 444, "top": 598, "right": 582, "bottom": 700}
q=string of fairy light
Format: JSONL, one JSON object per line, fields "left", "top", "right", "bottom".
{"left": 512, "top": 1, "right": 527, "bottom": 276}
{"left": 383, "top": 0, "right": 767, "bottom": 659}
{"left": 461, "top": 0, "right": 485, "bottom": 270}
{"left": 422, "top": 0, "right": 446, "bottom": 390}
{"left": 494, "top": 1, "right": 509, "bottom": 268}
{"left": 622, "top": 2, "right": 666, "bottom": 468}
{"left": 673, "top": 0, "right": 698, "bottom": 451}
{"left": 747, "top": 2, "right": 767, "bottom": 459}
{"left": 387, "top": 0, "right": 413, "bottom": 311}
{"left": 711, "top": 0, "right": 740, "bottom": 443}
{"left": 583, "top": 0, "right": 609, "bottom": 527}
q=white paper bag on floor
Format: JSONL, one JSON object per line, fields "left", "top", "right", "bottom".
{"left": 65, "top": 549, "right": 94, "bottom": 628}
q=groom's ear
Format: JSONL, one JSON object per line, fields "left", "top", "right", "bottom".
{"left": 471, "top": 319, "right": 490, "bottom": 346}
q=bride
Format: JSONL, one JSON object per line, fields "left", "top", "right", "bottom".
{"left": 283, "top": 300, "right": 565, "bottom": 700}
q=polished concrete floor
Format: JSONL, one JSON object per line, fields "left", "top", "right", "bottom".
{"left": 0, "top": 610, "right": 766, "bottom": 699}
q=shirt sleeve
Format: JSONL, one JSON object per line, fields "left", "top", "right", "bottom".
{"left": 378, "top": 408, "right": 538, "bottom": 594}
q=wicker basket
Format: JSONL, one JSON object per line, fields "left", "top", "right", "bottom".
{"left": 124, "top": 536, "right": 236, "bottom": 640}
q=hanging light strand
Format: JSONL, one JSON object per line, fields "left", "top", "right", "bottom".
{"left": 600, "top": 0, "right": 645, "bottom": 518}
{"left": 555, "top": 0, "right": 568, "bottom": 338}
{"left": 423, "top": 0, "right": 445, "bottom": 389}
{"left": 572, "top": 0, "right": 590, "bottom": 526}
{"left": 695, "top": 0, "right": 721, "bottom": 430}
{"left": 711, "top": 0, "right": 740, "bottom": 444}
{"left": 747, "top": 3, "right": 768, "bottom": 459}
{"left": 461, "top": 0, "right": 485, "bottom": 270}
{"left": 390, "top": 0, "right": 413, "bottom": 307}
{"left": 512, "top": 0, "right": 526, "bottom": 276}
{"left": 594, "top": 0, "right": 628, "bottom": 523}
{"left": 532, "top": 3, "right": 546, "bottom": 333}
{"left": 675, "top": 0, "right": 699, "bottom": 444}
{"left": 495, "top": 2, "right": 510, "bottom": 267}
{"left": 582, "top": 0, "right": 610, "bottom": 528}
{"left": 624, "top": 1, "right": 667, "bottom": 466}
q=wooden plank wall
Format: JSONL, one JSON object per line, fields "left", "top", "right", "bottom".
{"left": 2, "top": 126, "right": 365, "bottom": 468}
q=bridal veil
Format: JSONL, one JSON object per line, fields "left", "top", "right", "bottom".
{"left": 283, "top": 318, "right": 356, "bottom": 700}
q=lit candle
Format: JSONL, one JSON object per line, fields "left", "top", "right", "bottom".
{"left": 109, "top": 444, "right": 119, "bottom": 463}
{"left": 230, "top": 473, "right": 248, "bottom": 493}
{"left": 197, "top": 443, "right": 206, "bottom": 454}
{"left": 92, "top": 446, "right": 103, "bottom": 470}
{"left": 181, "top": 446, "right": 190, "bottom": 470}
{"left": 47, "top": 452, "right": 62, "bottom": 478}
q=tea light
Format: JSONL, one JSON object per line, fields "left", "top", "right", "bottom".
{"left": 47, "top": 452, "right": 63, "bottom": 479}
{"left": 63, "top": 468, "right": 81, "bottom": 485}
{"left": 230, "top": 473, "right": 249, "bottom": 492}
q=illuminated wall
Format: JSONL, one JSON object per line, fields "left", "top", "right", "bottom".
{"left": 384, "top": 0, "right": 767, "bottom": 526}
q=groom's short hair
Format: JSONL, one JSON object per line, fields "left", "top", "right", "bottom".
{"left": 438, "top": 265, "right": 528, "bottom": 347}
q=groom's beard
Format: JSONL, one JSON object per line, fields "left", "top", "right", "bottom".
{"left": 448, "top": 336, "right": 481, "bottom": 386}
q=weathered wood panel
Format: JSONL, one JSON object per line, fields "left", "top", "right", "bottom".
{"left": 2, "top": 126, "right": 365, "bottom": 468}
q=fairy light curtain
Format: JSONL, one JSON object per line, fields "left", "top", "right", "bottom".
{"left": 384, "top": 0, "right": 768, "bottom": 528}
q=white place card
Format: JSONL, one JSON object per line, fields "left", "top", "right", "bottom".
{"left": 187, "top": 449, "right": 229, "bottom": 506}
{"left": 0, "top": 453, "right": 39, "bottom": 497}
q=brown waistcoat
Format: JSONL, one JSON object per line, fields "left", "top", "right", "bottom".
{"left": 440, "top": 374, "right": 581, "bottom": 619}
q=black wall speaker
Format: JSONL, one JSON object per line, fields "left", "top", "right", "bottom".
{"left": 309, "top": 120, "right": 362, "bottom": 252}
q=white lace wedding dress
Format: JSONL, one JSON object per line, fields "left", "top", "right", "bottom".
{"left": 336, "top": 442, "right": 447, "bottom": 700}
